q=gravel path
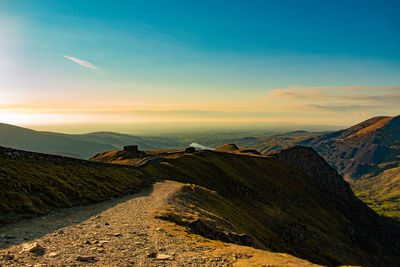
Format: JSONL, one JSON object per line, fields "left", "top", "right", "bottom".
{"left": 0, "top": 180, "right": 233, "bottom": 266}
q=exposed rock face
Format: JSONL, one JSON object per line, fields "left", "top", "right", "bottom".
{"left": 270, "top": 146, "right": 400, "bottom": 266}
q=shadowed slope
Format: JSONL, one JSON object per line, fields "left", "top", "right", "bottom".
{"left": 93, "top": 146, "right": 400, "bottom": 265}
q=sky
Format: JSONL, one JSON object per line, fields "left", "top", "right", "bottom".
{"left": 0, "top": 0, "right": 399, "bottom": 133}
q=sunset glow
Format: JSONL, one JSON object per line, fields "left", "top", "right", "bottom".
{"left": 1, "top": 1, "right": 399, "bottom": 133}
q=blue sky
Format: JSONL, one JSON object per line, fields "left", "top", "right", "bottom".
{"left": 0, "top": 0, "right": 399, "bottom": 132}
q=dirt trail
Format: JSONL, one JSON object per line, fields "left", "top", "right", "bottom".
{"left": 0, "top": 180, "right": 230, "bottom": 266}
{"left": 0, "top": 180, "right": 319, "bottom": 267}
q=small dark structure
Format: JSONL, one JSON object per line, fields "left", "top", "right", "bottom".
{"left": 185, "top": 147, "right": 196, "bottom": 153}
{"left": 123, "top": 145, "right": 145, "bottom": 158}
{"left": 123, "top": 145, "right": 139, "bottom": 152}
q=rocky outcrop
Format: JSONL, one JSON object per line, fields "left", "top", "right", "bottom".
{"left": 269, "top": 146, "right": 400, "bottom": 266}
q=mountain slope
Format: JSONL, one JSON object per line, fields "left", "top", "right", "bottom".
{"left": 93, "top": 147, "right": 400, "bottom": 266}
{"left": 0, "top": 123, "right": 116, "bottom": 159}
{"left": 299, "top": 115, "right": 400, "bottom": 179}
{"left": 295, "top": 115, "right": 400, "bottom": 219}
{"left": 0, "top": 123, "right": 182, "bottom": 159}
{"left": 0, "top": 146, "right": 147, "bottom": 225}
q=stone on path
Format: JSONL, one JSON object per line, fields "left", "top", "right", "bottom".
{"left": 48, "top": 252, "right": 59, "bottom": 257}
{"left": 156, "top": 254, "right": 173, "bottom": 260}
{"left": 22, "top": 242, "right": 46, "bottom": 255}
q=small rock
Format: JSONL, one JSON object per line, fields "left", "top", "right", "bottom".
{"left": 57, "top": 229, "right": 64, "bottom": 235}
{"left": 22, "top": 242, "right": 46, "bottom": 255}
{"left": 156, "top": 254, "right": 173, "bottom": 260}
{"left": 95, "top": 225, "right": 101, "bottom": 228}
{"left": 113, "top": 233, "right": 122, "bottom": 237}
{"left": 133, "top": 242, "right": 144, "bottom": 245}
{"left": 104, "top": 222, "right": 110, "bottom": 226}
{"left": 156, "top": 227, "right": 163, "bottom": 231}
{"left": 76, "top": 256, "right": 97, "bottom": 262}
{"left": 48, "top": 252, "right": 59, "bottom": 257}
{"left": 84, "top": 240, "right": 91, "bottom": 245}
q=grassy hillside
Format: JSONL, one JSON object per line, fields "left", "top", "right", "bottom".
{"left": 91, "top": 148, "right": 400, "bottom": 266}
{"left": 0, "top": 147, "right": 148, "bottom": 225}
{"left": 353, "top": 163, "right": 400, "bottom": 220}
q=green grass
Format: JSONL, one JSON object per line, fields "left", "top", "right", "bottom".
{"left": 351, "top": 164, "right": 400, "bottom": 221}
{"left": 0, "top": 158, "right": 146, "bottom": 224}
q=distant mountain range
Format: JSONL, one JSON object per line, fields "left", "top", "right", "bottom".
{"left": 0, "top": 123, "right": 181, "bottom": 159}
{"left": 236, "top": 115, "right": 400, "bottom": 219}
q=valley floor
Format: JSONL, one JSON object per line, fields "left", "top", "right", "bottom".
{"left": 0, "top": 180, "right": 318, "bottom": 266}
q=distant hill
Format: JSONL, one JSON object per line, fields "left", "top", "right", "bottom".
{"left": 299, "top": 115, "right": 400, "bottom": 179}
{"left": 92, "top": 145, "right": 400, "bottom": 266}
{"left": 233, "top": 131, "right": 327, "bottom": 154}
{"left": 0, "top": 123, "right": 182, "bottom": 159}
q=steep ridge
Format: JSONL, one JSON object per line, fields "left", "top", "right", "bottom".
{"left": 295, "top": 115, "right": 400, "bottom": 219}
{"left": 94, "top": 147, "right": 400, "bottom": 265}
{"left": 0, "top": 146, "right": 147, "bottom": 225}
{"left": 269, "top": 146, "right": 400, "bottom": 264}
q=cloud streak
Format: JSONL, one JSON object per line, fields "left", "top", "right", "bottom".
{"left": 63, "top": 55, "right": 99, "bottom": 70}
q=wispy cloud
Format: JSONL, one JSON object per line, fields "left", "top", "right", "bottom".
{"left": 266, "top": 86, "right": 331, "bottom": 99}
{"left": 63, "top": 55, "right": 99, "bottom": 70}
{"left": 308, "top": 103, "right": 382, "bottom": 112}
{"left": 265, "top": 86, "right": 400, "bottom": 102}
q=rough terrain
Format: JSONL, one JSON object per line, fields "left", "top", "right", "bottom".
{"left": 0, "top": 180, "right": 317, "bottom": 266}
